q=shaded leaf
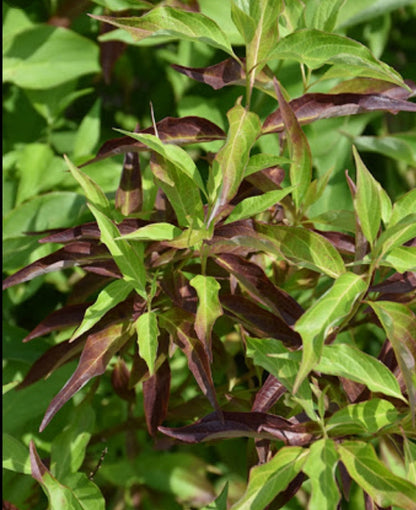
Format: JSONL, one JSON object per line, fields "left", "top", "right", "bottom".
{"left": 317, "top": 344, "right": 405, "bottom": 401}
{"left": 172, "top": 58, "right": 245, "bottom": 90}
{"left": 111, "top": 359, "right": 136, "bottom": 403}
{"left": 294, "top": 272, "right": 367, "bottom": 392}
{"left": 91, "top": 7, "right": 236, "bottom": 56}
{"left": 3, "top": 434, "right": 31, "bottom": 474}
{"left": 143, "top": 357, "right": 171, "bottom": 437}
{"left": 40, "top": 321, "right": 133, "bottom": 431}
{"left": 252, "top": 374, "right": 287, "bottom": 412}
{"left": 115, "top": 131, "right": 143, "bottom": 215}
{"left": 338, "top": 441, "right": 416, "bottom": 509}
{"left": 230, "top": 446, "right": 308, "bottom": 510}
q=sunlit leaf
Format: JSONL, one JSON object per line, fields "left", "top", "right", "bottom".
{"left": 3, "top": 434, "right": 31, "bottom": 474}
{"left": 135, "top": 311, "right": 159, "bottom": 375}
{"left": 117, "top": 222, "right": 182, "bottom": 241}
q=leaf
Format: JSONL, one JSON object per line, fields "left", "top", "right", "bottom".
{"left": 30, "top": 441, "right": 105, "bottom": 510}
{"left": 293, "top": 272, "right": 367, "bottom": 392}
{"left": 246, "top": 337, "right": 315, "bottom": 420}
{"left": 382, "top": 246, "right": 416, "bottom": 273}
{"left": 269, "top": 29, "right": 405, "bottom": 86}
{"left": 374, "top": 214, "right": 416, "bottom": 260}
{"left": 202, "top": 483, "right": 228, "bottom": 510}
{"left": 88, "top": 204, "right": 147, "bottom": 297}
{"left": 190, "top": 275, "right": 223, "bottom": 362}
{"left": 40, "top": 321, "right": 133, "bottom": 431}
{"left": 117, "top": 222, "right": 182, "bottom": 241}
{"left": 256, "top": 224, "right": 346, "bottom": 278}
{"left": 3, "top": 434, "right": 31, "bottom": 474}
{"left": 72, "top": 99, "right": 101, "bottom": 160}
{"left": 316, "top": 343, "right": 405, "bottom": 401}
{"left": 352, "top": 146, "right": 382, "bottom": 246}
{"left": 135, "top": 311, "right": 160, "bottom": 375}
{"left": 143, "top": 357, "right": 171, "bottom": 437}
{"left": 252, "top": 374, "right": 287, "bottom": 413}
{"left": 368, "top": 301, "right": 416, "bottom": 420}
{"left": 159, "top": 411, "right": 311, "bottom": 445}
{"left": 353, "top": 133, "right": 416, "bottom": 167}
{"left": 263, "top": 89, "right": 416, "bottom": 134}
{"left": 224, "top": 188, "right": 294, "bottom": 225}
{"left": 91, "top": 7, "right": 236, "bottom": 56}
{"left": 389, "top": 189, "right": 416, "bottom": 226}
{"left": 71, "top": 279, "right": 133, "bottom": 341}
{"left": 230, "top": 446, "right": 308, "bottom": 510}
{"left": 304, "top": 0, "right": 345, "bottom": 32}
{"left": 3, "top": 25, "right": 99, "bottom": 89}
{"left": 89, "top": 116, "right": 226, "bottom": 165}
{"left": 338, "top": 441, "right": 416, "bottom": 509}
{"left": 303, "top": 439, "right": 340, "bottom": 510}
{"left": 208, "top": 101, "right": 261, "bottom": 222}
{"left": 326, "top": 398, "right": 400, "bottom": 436}
{"left": 115, "top": 142, "right": 143, "bottom": 216}
{"left": 64, "top": 156, "right": 111, "bottom": 216}
{"left": 273, "top": 79, "right": 312, "bottom": 208}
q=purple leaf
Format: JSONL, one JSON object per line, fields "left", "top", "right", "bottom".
{"left": 252, "top": 374, "right": 287, "bottom": 412}
{"left": 143, "top": 358, "right": 171, "bottom": 437}
{"left": 111, "top": 359, "right": 136, "bottom": 403}
{"left": 172, "top": 58, "right": 244, "bottom": 90}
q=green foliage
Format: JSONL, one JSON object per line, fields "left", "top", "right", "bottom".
{"left": 3, "top": 1, "right": 416, "bottom": 509}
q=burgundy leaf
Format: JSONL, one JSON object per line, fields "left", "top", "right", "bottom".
{"left": 160, "top": 269, "right": 198, "bottom": 313}
{"left": 269, "top": 472, "right": 307, "bottom": 509}
{"left": 214, "top": 253, "right": 304, "bottom": 325}
{"left": 99, "top": 21, "right": 127, "bottom": 84}
{"left": 22, "top": 303, "right": 90, "bottom": 342}
{"left": 2, "top": 242, "right": 112, "bottom": 289}
{"left": 316, "top": 230, "right": 356, "bottom": 255}
{"left": 370, "top": 271, "right": 416, "bottom": 295}
{"left": 221, "top": 295, "right": 302, "bottom": 348}
{"left": 67, "top": 273, "right": 113, "bottom": 304}
{"left": 111, "top": 359, "right": 136, "bottom": 403}
{"left": 245, "top": 166, "right": 286, "bottom": 193}
{"left": 172, "top": 58, "right": 245, "bottom": 90}
{"left": 84, "top": 116, "right": 226, "bottom": 165}
{"left": 160, "top": 307, "right": 221, "bottom": 414}
{"left": 263, "top": 88, "right": 416, "bottom": 134}
{"left": 40, "top": 321, "right": 134, "bottom": 431}
{"left": 158, "top": 411, "right": 312, "bottom": 444}
{"left": 143, "top": 358, "right": 171, "bottom": 437}
{"left": 252, "top": 374, "right": 287, "bottom": 412}
{"left": 17, "top": 337, "right": 85, "bottom": 390}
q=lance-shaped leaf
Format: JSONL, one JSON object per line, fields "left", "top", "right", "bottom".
{"left": 373, "top": 214, "right": 416, "bottom": 261}
{"left": 326, "top": 398, "right": 399, "bottom": 436}
{"left": 208, "top": 101, "right": 261, "bottom": 222}
{"left": 252, "top": 374, "right": 287, "bottom": 412}
{"left": 159, "top": 307, "right": 220, "bottom": 413}
{"left": 30, "top": 441, "right": 105, "bottom": 510}
{"left": 88, "top": 116, "right": 226, "bottom": 165}
{"left": 263, "top": 89, "right": 416, "bottom": 134}
{"left": 352, "top": 146, "right": 382, "bottom": 246}
{"left": 269, "top": 29, "right": 405, "bottom": 86}
{"left": 303, "top": 439, "right": 340, "bottom": 510}
{"left": 190, "top": 275, "right": 223, "bottom": 362}
{"left": 117, "top": 222, "right": 182, "bottom": 242}
{"left": 221, "top": 295, "right": 302, "bottom": 348}
{"left": 115, "top": 139, "right": 143, "bottom": 216}
{"left": 273, "top": 78, "right": 312, "bottom": 208}
{"left": 135, "top": 311, "right": 159, "bottom": 375}
{"left": 40, "top": 321, "right": 133, "bottom": 431}
{"left": 368, "top": 301, "right": 416, "bottom": 420}
{"left": 159, "top": 411, "right": 310, "bottom": 444}
{"left": 224, "top": 187, "right": 294, "bottom": 225}
{"left": 382, "top": 246, "right": 416, "bottom": 273}
{"left": 230, "top": 446, "right": 308, "bottom": 510}
{"left": 293, "top": 272, "right": 367, "bottom": 392}
{"left": 256, "top": 224, "right": 346, "bottom": 278}
{"left": 338, "top": 441, "right": 416, "bottom": 509}
{"left": 91, "top": 7, "right": 236, "bottom": 56}
{"left": 316, "top": 343, "right": 405, "bottom": 401}
{"left": 246, "top": 337, "right": 315, "bottom": 420}
{"left": 389, "top": 188, "right": 416, "bottom": 227}
{"left": 2, "top": 242, "right": 114, "bottom": 289}
{"left": 3, "top": 434, "right": 31, "bottom": 474}
{"left": 71, "top": 279, "right": 134, "bottom": 341}
{"left": 214, "top": 253, "right": 304, "bottom": 325}
{"left": 143, "top": 357, "right": 171, "bottom": 437}
{"left": 88, "top": 204, "right": 147, "bottom": 298}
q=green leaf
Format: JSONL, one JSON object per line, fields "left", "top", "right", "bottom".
{"left": 256, "top": 224, "right": 346, "bottom": 278}
{"left": 230, "top": 446, "right": 308, "bottom": 510}
{"left": 374, "top": 214, "right": 416, "bottom": 259}
{"left": 190, "top": 275, "right": 223, "bottom": 360}
{"left": 404, "top": 436, "right": 416, "bottom": 485}
{"left": 3, "top": 434, "right": 31, "bottom": 474}
{"left": 208, "top": 101, "right": 261, "bottom": 221}
{"left": 64, "top": 156, "right": 111, "bottom": 216}
{"left": 353, "top": 146, "right": 382, "bottom": 246}
{"left": 50, "top": 403, "right": 95, "bottom": 480}
{"left": 326, "top": 398, "right": 400, "bottom": 436}
{"left": 338, "top": 441, "right": 416, "bottom": 509}
{"left": 353, "top": 134, "right": 416, "bottom": 167}
{"left": 71, "top": 279, "right": 134, "bottom": 341}
{"left": 303, "top": 439, "right": 340, "bottom": 510}
{"left": 269, "top": 29, "right": 405, "bottom": 86}
{"left": 202, "top": 483, "right": 228, "bottom": 510}
{"left": 118, "top": 222, "right": 183, "bottom": 241}
{"left": 368, "top": 301, "right": 416, "bottom": 420}
{"left": 224, "top": 188, "right": 294, "bottom": 224}
{"left": 304, "top": 0, "right": 346, "bottom": 32}
{"left": 3, "top": 25, "right": 99, "bottom": 89}
{"left": 274, "top": 79, "right": 312, "bottom": 208}
{"left": 317, "top": 343, "right": 405, "bottom": 401}
{"left": 135, "top": 311, "right": 159, "bottom": 375}
{"left": 389, "top": 189, "right": 416, "bottom": 226}
{"left": 294, "top": 272, "right": 367, "bottom": 392}
{"left": 73, "top": 99, "right": 101, "bottom": 160}
{"left": 92, "top": 7, "right": 236, "bottom": 57}
{"left": 246, "top": 337, "right": 315, "bottom": 420}
{"left": 88, "top": 204, "right": 147, "bottom": 298}
{"left": 245, "top": 153, "right": 290, "bottom": 177}
{"left": 382, "top": 246, "right": 416, "bottom": 272}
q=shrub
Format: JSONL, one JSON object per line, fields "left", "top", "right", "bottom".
{"left": 3, "top": 1, "right": 416, "bottom": 509}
